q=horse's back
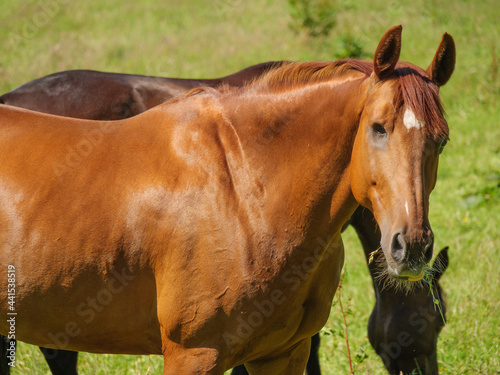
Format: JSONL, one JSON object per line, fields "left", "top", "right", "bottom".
{"left": 0, "top": 63, "right": 286, "bottom": 121}
{"left": 0, "top": 97, "right": 228, "bottom": 255}
{"left": 0, "top": 70, "right": 147, "bottom": 119}
{"left": 219, "top": 61, "right": 285, "bottom": 85}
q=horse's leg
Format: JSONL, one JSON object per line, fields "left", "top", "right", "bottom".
{"left": 231, "top": 333, "right": 321, "bottom": 375}
{"left": 244, "top": 338, "right": 311, "bottom": 375}
{"left": 232, "top": 334, "right": 320, "bottom": 375}
{"left": 231, "top": 364, "right": 249, "bottom": 375}
{"left": 161, "top": 343, "right": 225, "bottom": 375}
{"left": 0, "top": 336, "right": 11, "bottom": 375}
{"left": 305, "top": 333, "right": 321, "bottom": 375}
{"left": 39, "top": 347, "right": 78, "bottom": 375}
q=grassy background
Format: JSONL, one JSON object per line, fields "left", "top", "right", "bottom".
{"left": 1, "top": 0, "right": 499, "bottom": 373}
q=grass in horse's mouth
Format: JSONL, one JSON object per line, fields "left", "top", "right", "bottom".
{"left": 372, "top": 248, "right": 432, "bottom": 294}
{"left": 371, "top": 247, "right": 447, "bottom": 324}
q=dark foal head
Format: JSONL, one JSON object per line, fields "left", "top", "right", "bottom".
{"left": 368, "top": 248, "right": 449, "bottom": 375}
{"left": 347, "top": 206, "right": 449, "bottom": 374}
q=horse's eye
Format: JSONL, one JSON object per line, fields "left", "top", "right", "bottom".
{"left": 438, "top": 139, "right": 448, "bottom": 154}
{"left": 372, "top": 123, "right": 387, "bottom": 137}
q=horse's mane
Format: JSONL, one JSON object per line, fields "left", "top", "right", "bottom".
{"left": 250, "top": 59, "right": 373, "bottom": 91}
{"left": 172, "top": 59, "right": 448, "bottom": 142}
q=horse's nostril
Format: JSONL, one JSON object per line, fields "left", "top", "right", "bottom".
{"left": 424, "top": 237, "right": 434, "bottom": 263}
{"left": 390, "top": 232, "right": 406, "bottom": 262}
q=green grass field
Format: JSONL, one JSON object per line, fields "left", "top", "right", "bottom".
{"left": 1, "top": 0, "right": 499, "bottom": 373}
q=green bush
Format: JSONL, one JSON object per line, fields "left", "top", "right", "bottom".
{"left": 288, "top": 0, "right": 337, "bottom": 37}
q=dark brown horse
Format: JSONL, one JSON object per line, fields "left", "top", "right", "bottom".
{"left": 351, "top": 207, "right": 448, "bottom": 375}
{"left": 0, "top": 62, "right": 283, "bottom": 120}
{"left": 0, "top": 26, "right": 454, "bottom": 374}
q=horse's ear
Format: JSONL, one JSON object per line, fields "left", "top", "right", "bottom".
{"left": 427, "top": 33, "right": 456, "bottom": 87}
{"left": 373, "top": 25, "right": 402, "bottom": 80}
{"left": 433, "top": 246, "right": 449, "bottom": 281}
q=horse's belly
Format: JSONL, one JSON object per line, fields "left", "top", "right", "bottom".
{"left": 0, "top": 263, "right": 163, "bottom": 354}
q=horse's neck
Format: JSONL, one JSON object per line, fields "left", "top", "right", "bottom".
{"left": 221, "top": 79, "right": 367, "bottom": 241}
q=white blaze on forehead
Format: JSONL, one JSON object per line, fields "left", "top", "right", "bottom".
{"left": 403, "top": 108, "right": 424, "bottom": 131}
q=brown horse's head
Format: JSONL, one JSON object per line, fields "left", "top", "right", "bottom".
{"left": 351, "top": 26, "right": 455, "bottom": 280}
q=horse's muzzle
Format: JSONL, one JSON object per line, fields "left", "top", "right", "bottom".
{"left": 388, "top": 230, "right": 434, "bottom": 279}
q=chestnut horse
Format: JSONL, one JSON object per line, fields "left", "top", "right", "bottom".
{"left": 1, "top": 64, "right": 451, "bottom": 375}
{"left": 0, "top": 66, "right": 451, "bottom": 375}
{"left": 0, "top": 26, "right": 454, "bottom": 374}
